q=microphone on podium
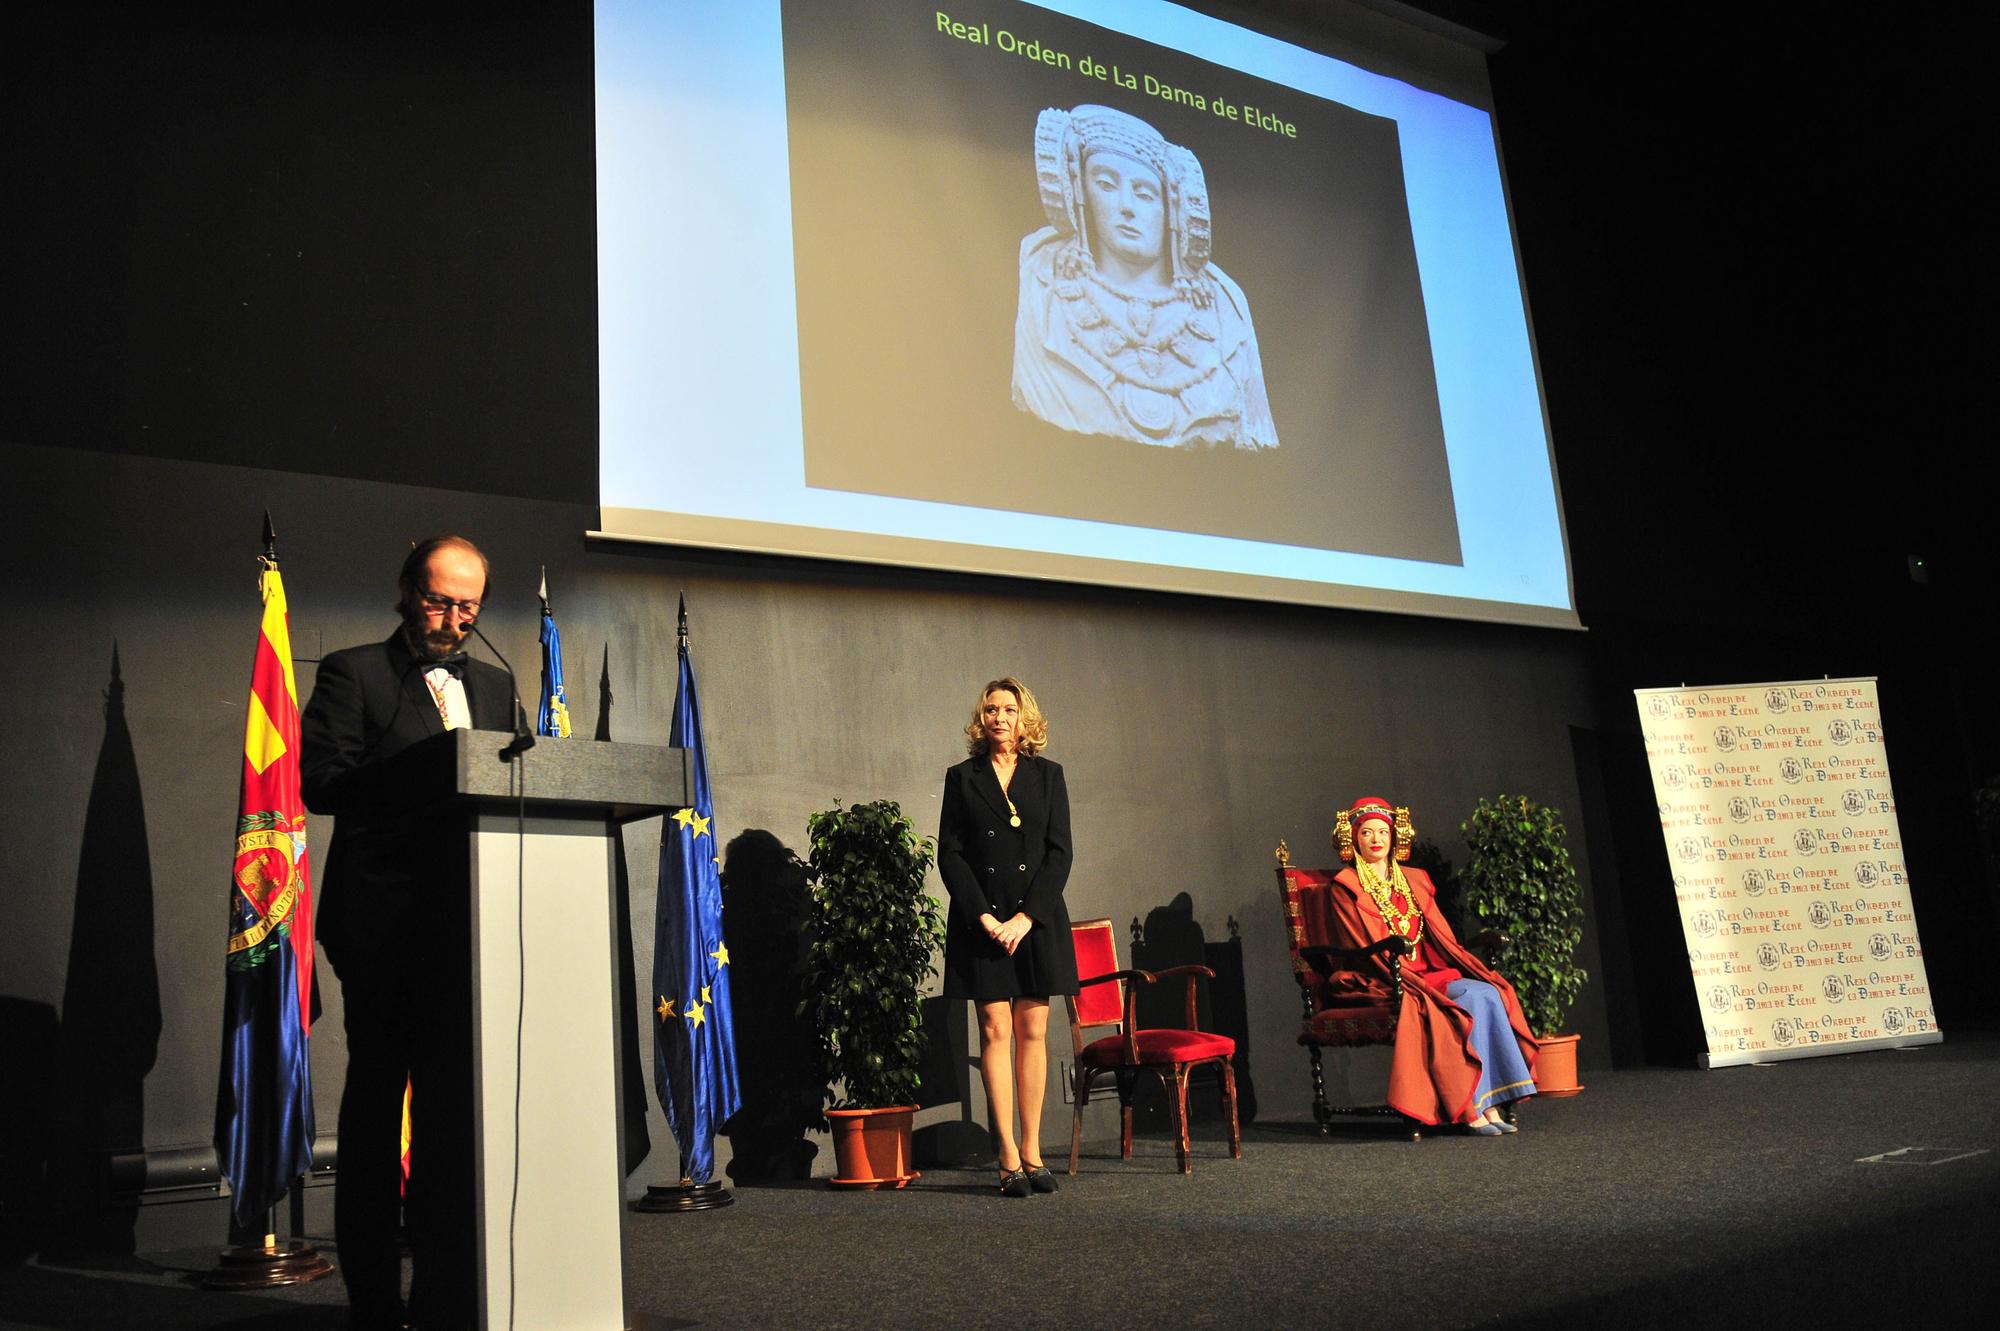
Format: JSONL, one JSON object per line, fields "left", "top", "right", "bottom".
{"left": 466, "top": 619, "right": 537, "bottom": 762}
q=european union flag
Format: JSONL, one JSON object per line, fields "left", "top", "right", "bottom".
{"left": 537, "top": 568, "right": 571, "bottom": 739}
{"left": 651, "top": 599, "right": 740, "bottom": 1181}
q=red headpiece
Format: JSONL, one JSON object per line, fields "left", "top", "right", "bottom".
{"left": 1349, "top": 798, "right": 1395, "bottom": 831}
{"left": 1333, "top": 798, "right": 1415, "bottom": 863}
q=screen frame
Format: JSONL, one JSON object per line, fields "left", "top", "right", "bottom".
{"left": 590, "top": 0, "right": 1580, "bottom": 630}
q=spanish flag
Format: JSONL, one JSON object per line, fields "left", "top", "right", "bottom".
{"left": 213, "top": 548, "right": 317, "bottom": 1227}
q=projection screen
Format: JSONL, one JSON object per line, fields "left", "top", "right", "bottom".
{"left": 592, "top": 0, "right": 1578, "bottom": 628}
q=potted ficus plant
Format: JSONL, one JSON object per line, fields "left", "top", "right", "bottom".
{"left": 1459, "top": 794, "right": 1589, "bottom": 1095}
{"left": 801, "top": 798, "right": 947, "bottom": 1187}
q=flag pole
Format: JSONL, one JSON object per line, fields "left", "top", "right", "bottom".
{"left": 206, "top": 512, "right": 334, "bottom": 1290}
{"left": 633, "top": 593, "right": 737, "bottom": 1214}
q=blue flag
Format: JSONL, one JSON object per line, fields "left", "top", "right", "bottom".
{"left": 651, "top": 613, "right": 740, "bottom": 1181}
{"left": 537, "top": 572, "right": 571, "bottom": 739}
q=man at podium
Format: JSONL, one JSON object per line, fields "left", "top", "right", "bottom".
{"left": 301, "top": 535, "right": 512, "bottom": 1330}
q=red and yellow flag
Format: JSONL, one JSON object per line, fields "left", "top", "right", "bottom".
{"left": 215, "top": 556, "right": 317, "bottom": 1225}
{"left": 229, "top": 560, "right": 316, "bottom": 1026}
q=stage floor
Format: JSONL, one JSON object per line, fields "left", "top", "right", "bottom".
{"left": 5, "top": 1034, "right": 1997, "bottom": 1329}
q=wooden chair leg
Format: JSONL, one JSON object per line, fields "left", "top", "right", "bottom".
{"left": 1172, "top": 1065, "right": 1192, "bottom": 1174}
{"left": 1222, "top": 1059, "right": 1241, "bottom": 1160}
{"left": 1119, "top": 1074, "right": 1134, "bottom": 1160}
{"left": 1070, "top": 1073, "right": 1085, "bottom": 1176}
{"left": 1308, "top": 1045, "right": 1331, "bottom": 1136}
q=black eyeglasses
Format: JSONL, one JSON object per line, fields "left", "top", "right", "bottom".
{"left": 418, "top": 591, "right": 482, "bottom": 619}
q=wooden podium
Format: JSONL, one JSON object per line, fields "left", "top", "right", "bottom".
{"left": 408, "top": 728, "right": 688, "bottom": 1330}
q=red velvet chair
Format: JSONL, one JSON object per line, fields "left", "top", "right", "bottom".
{"left": 1273, "top": 841, "right": 1423, "bottom": 1140}
{"left": 1065, "top": 917, "right": 1241, "bottom": 1174}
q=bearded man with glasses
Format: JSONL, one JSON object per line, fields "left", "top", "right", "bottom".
{"left": 301, "top": 534, "right": 514, "bottom": 1330}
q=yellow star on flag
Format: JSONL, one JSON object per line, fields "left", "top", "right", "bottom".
{"left": 690, "top": 810, "right": 712, "bottom": 838}
{"left": 685, "top": 1000, "right": 706, "bottom": 1030}
{"left": 700, "top": 985, "right": 712, "bottom": 1005}
{"left": 672, "top": 807, "right": 697, "bottom": 833}
{"left": 656, "top": 995, "right": 676, "bottom": 1021}
{"left": 710, "top": 942, "right": 730, "bottom": 968}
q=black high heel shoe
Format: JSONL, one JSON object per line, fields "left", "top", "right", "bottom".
{"left": 998, "top": 1167, "right": 1031, "bottom": 1198}
{"left": 1022, "top": 1163, "right": 1059, "bottom": 1194}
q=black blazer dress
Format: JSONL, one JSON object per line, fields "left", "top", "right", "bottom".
{"left": 937, "top": 753, "right": 1079, "bottom": 1000}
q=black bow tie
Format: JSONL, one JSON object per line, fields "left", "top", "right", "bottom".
{"left": 426, "top": 656, "right": 468, "bottom": 679}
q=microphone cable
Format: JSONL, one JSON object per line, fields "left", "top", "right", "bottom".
{"left": 466, "top": 620, "right": 531, "bottom": 1331}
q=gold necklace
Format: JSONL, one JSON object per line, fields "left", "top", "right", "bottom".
{"left": 1356, "top": 860, "right": 1423, "bottom": 944}
{"left": 993, "top": 756, "right": 1022, "bottom": 827}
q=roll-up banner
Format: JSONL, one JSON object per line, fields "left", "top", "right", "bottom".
{"left": 1635, "top": 678, "right": 1941, "bottom": 1068}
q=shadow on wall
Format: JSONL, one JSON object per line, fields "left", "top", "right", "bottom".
{"left": 44, "top": 646, "right": 163, "bottom": 1259}
{"left": 599, "top": 648, "right": 655, "bottom": 1175}
{"left": 1408, "top": 837, "right": 1462, "bottom": 934}
{"left": 914, "top": 994, "right": 982, "bottom": 1168}
{"left": 717, "top": 829, "right": 822, "bottom": 1183}
{"left": 610, "top": 823, "right": 654, "bottom": 1176}
{"left": 1119, "top": 894, "right": 1256, "bottom": 1130}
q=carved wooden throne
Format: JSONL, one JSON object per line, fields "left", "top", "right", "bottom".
{"left": 1272, "top": 840, "right": 1423, "bottom": 1141}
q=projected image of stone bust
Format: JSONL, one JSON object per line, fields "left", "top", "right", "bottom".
{"left": 1012, "top": 105, "right": 1278, "bottom": 450}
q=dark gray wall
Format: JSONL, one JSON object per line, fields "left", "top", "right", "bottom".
{"left": 0, "top": 438, "right": 1607, "bottom": 1197}
{"left": 50, "top": 0, "right": 1982, "bottom": 1238}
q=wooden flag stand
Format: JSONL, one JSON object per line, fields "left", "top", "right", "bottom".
{"left": 204, "top": 1238, "right": 335, "bottom": 1290}
{"left": 631, "top": 1177, "right": 734, "bottom": 1213}
{"left": 204, "top": 1190, "right": 334, "bottom": 1289}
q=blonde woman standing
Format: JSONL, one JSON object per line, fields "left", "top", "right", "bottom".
{"left": 937, "top": 677, "right": 1078, "bottom": 1195}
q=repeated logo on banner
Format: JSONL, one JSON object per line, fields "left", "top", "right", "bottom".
{"left": 1635, "top": 678, "right": 1941, "bottom": 1068}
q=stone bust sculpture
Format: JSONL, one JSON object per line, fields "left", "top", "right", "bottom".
{"left": 1012, "top": 105, "right": 1278, "bottom": 450}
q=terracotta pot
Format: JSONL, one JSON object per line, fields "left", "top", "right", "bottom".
{"left": 1533, "top": 1032, "right": 1584, "bottom": 1097}
{"left": 825, "top": 1106, "right": 921, "bottom": 1189}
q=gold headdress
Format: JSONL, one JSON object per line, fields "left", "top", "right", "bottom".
{"left": 1333, "top": 797, "right": 1414, "bottom": 863}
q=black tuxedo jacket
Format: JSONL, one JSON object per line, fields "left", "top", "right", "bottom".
{"left": 300, "top": 629, "right": 514, "bottom": 958}
{"left": 936, "top": 753, "right": 1078, "bottom": 999}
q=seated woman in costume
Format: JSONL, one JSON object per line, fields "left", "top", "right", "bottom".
{"left": 1330, "top": 797, "right": 1537, "bottom": 1134}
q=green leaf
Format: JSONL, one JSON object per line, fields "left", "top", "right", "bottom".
{"left": 800, "top": 798, "right": 943, "bottom": 1108}
{"left": 1459, "top": 793, "right": 1587, "bottom": 1034}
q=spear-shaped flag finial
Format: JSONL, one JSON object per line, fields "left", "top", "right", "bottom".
{"left": 539, "top": 564, "right": 550, "bottom": 612}
{"left": 677, "top": 593, "right": 689, "bottom": 652}
{"left": 261, "top": 509, "right": 277, "bottom": 563}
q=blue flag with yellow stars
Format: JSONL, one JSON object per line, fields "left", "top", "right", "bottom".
{"left": 536, "top": 570, "right": 571, "bottom": 738}
{"left": 651, "top": 608, "right": 740, "bottom": 1182}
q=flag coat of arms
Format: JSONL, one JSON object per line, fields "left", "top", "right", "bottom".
{"left": 652, "top": 614, "right": 741, "bottom": 1182}
{"left": 214, "top": 558, "right": 317, "bottom": 1225}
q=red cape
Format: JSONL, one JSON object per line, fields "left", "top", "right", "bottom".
{"left": 1328, "top": 866, "right": 1539, "bottom": 1125}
